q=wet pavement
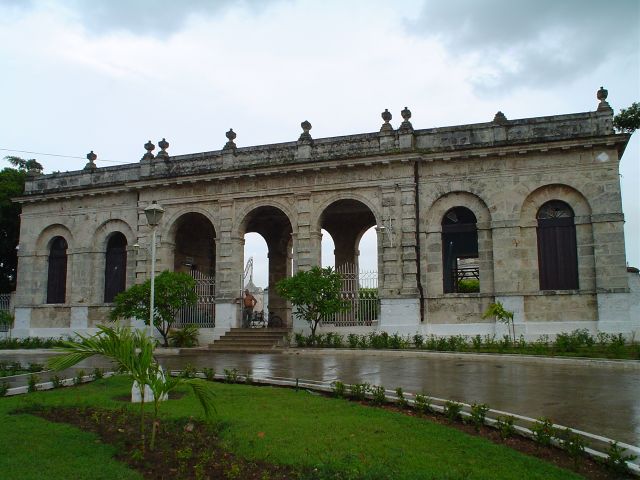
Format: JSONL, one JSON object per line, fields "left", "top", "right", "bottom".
{"left": 3, "top": 349, "right": 638, "bottom": 446}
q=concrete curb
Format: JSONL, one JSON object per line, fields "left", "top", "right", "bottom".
{"left": 282, "top": 348, "right": 640, "bottom": 370}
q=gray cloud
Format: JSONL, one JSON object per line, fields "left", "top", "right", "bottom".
{"left": 408, "top": 0, "right": 640, "bottom": 93}
{"left": 1, "top": 0, "right": 283, "bottom": 36}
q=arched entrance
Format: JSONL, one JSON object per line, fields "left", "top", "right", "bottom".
{"left": 319, "top": 199, "right": 379, "bottom": 326}
{"left": 241, "top": 206, "right": 293, "bottom": 326}
{"left": 171, "top": 213, "right": 216, "bottom": 327}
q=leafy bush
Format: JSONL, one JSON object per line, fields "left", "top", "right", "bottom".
{"left": 169, "top": 324, "right": 200, "bottom": 348}
{"left": 605, "top": 441, "right": 637, "bottom": 474}
{"left": 202, "top": 367, "right": 215, "bottom": 381}
{"left": 370, "top": 385, "right": 386, "bottom": 406}
{"left": 369, "top": 332, "right": 389, "bottom": 349}
{"left": 558, "top": 428, "right": 586, "bottom": 468}
{"left": 0, "top": 381, "right": 9, "bottom": 396}
{"left": 51, "top": 375, "right": 62, "bottom": 388}
{"left": 74, "top": 369, "right": 86, "bottom": 385}
{"left": 497, "top": 415, "right": 516, "bottom": 439}
{"left": 444, "top": 400, "right": 463, "bottom": 423}
{"left": 223, "top": 368, "right": 238, "bottom": 383}
{"left": 347, "top": 334, "right": 359, "bottom": 349}
{"left": 457, "top": 279, "right": 479, "bottom": 293}
{"left": 395, "top": 387, "right": 408, "bottom": 408}
{"left": 93, "top": 368, "right": 104, "bottom": 380}
{"left": 182, "top": 363, "right": 198, "bottom": 379}
{"left": 27, "top": 374, "right": 39, "bottom": 392}
{"left": 531, "top": 417, "right": 556, "bottom": 447}
{"left": 414, "top": 394, "right": 433, "bottom": 414}
{"left": 349, "top": 383, "right": 369, "bottom": 401}
{"left": 413, "top": 334, "right": 424, "bottom": 348}
{"left": 470, "top": 403, "right": 489, "bottom": 431}
{"left": 331, "top": 381, "right": 346, "bottom": 398}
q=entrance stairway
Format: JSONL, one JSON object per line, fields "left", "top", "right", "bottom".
{"left": 208, "top": 328, "right": 289, "bottom": 353}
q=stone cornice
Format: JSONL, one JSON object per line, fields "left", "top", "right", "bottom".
{"left": 15, "top": 109, "right": 630, "bottom": 204}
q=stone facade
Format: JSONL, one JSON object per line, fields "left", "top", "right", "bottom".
{"left": 12, "top": 90, "right": 638, "bottom": 340}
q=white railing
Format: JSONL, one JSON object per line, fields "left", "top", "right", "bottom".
{"left": 176, "top": 271, "right": 216, "bottom": 328}
{"left": 322, "top": 264, "right": 379, "bottom": 327}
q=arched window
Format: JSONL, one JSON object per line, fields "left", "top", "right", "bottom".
{"left": 442, "top": 207, "right": 479, "bottom": 293}
{"left": 536, "top": 200, "right": 578, "bottom": 290}
{"left": 104, "top": 233, "right": 127, "bottom": 302}
{"left": 47, "top": 236, "right": 68, "bottom": 304}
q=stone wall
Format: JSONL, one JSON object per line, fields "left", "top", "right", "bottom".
{"left": 12, "top": 95, "right": 636, "bottom": 339}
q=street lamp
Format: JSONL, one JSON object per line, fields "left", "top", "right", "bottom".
{"left": 144, "top": 201, "right": 164, "bottom": 339}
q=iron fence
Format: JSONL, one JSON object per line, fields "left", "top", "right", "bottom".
{"left": 322, "top": 264, "right": 379, "bottom": 327}
{"left": 176, "top": 271, "right": 216, "bottom": 328}
{"left": 0, "top": 294, "right": 10, "bottom": 313}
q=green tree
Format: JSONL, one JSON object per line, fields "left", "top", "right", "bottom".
{"left": 482, "top": 301, "right": 515, "bottom": 342}
{"left": 0, "top": 156, "right": 42, "bottom": 293}
{"left": 613, "top": 102, "right": 640, "bottom": 133}
{"left": 109, "top": 270, "right": 197, "bottom": 347}
{"left": 276, "top": 266, "right": 349, "bottom": 338}
{"left": 48, "top": 325, "right": 215, "bottom": 453}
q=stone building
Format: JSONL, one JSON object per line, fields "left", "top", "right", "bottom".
{"left": 12, "top": 88, "right": 639, "bottom": 341}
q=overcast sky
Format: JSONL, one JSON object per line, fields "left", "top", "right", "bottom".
{"left": 1, "top": 0, "right": 638, "bottom": 288}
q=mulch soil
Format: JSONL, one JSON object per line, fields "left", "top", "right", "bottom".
{"left": 16, "top": 388, "right": 634, "bottom": 480}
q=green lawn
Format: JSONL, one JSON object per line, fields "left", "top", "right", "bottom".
{"left": 0, "top": 376, "right": 585, "bottom": 480}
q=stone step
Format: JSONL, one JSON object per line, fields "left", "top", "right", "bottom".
{"left": 207, "top": 345, "right": 283, "bottom": 353}
{"left": 208, "top": 327, "right": 289, "bottom": 352}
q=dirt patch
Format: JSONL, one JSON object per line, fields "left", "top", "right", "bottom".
{"left": 25, "top": 405, "right": 304, "bottom": 480}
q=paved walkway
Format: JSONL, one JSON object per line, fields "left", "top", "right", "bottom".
{"left": 3, "top": 349, "right": 639, "bottom": 446}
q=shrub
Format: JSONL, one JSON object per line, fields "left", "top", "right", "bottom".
{"left": 331, "top": 381, "right": 346, "bottom": 398}
{"left": 395, "top": 387, "right": 408, "bottom": 408}
{"left": 294, "top": 332, "right": 307, "bottom": 347}
{"left": 389, "top": 333, "right": 407, "bottom": 349}
{"left": 444, "top": 400, "right": 463, "bottom": 423}
{"left": 413, "top": 333, "right": 424, "bottom": 348}
{"left": 202, "top": 367, "right": 215, "bottom": 381}
{"left": 347, "top": 334, "right": 359, "bottom": 349}
{"left": 27, "top": 374, "right": 39, "bottom": 392}
{"left": 93, "top": 367, "right": 104, "bottom": 380}
{"left": 51, "top": 375, "right": 62, "bottom": 389}
{"left": 369, "top": 332, "right": 389, "bottom": 349}
{"left": 531, "top": 417, "right": 556, "bottom": 447}
{"left": 0, "top": 381, "right": 9, "bottom": 396}
{"left": 470, "top": 403, "right": 489, "bottom": 431}
{"left": 349, "top": 383, "right": 369, "bottom": 401}
{"left": 182, "top": 363, "right": 198, "bottom": 379}
{"left": 27, "top": 363, "right": 44, "bottom": 372}
{"left": 223, "top": 368, "right": 238, "bottom": 383}
{"left": 496, "top": 415, "right": 516, "bottom": 439}
{"left": 414, "top": 394, "right": 433, "bottom": 414}
{"left": 74, "top": 369, "right": 86, "bottom": 385}
{"left": 169, "top": 324, "right": 200, "bottom": 348}
{"left": 370, "top": 385, "right": 386, "bottom": 406}
{"left": 558, "top": 428, "right": 586, "bottom": 468}
{"left": 471, "top": 335, "right": 483, "bottom": 351}
{"left": 605, "top": 441, "right": 637, "bottom": 474}
{"left": 457, "top": 279, "right": 479, "bottom": 293}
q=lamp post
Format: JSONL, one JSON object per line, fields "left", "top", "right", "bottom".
{"left": 144, "top": 201, "right": 164, "bottom": 339}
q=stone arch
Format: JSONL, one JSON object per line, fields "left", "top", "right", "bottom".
{"left": 424, "top": 191, "right": 492, "bottom": 233}
{"left": 424, "top": 192, "right": 493, "bottom": 295}
{"left": 520, "top": 184, "right": 592, "bottom": 227}
{"left": 316, "top": 197, "right": 379, "bottom": 271}
{"left": 166, "top": 211, "right": 217, "bottom": 276}
{"left": 93, "top": 219, "right": 136, "bottom": 250}
{"left": 36, "top": 223, "right": 74, "bottom": 253}
{"left": 519, "top": 184, "right": 594, "bottom": 292}
{"left": 237, "top": 203, "right": 295, "bottom": 326}
{"left": 163, "top": 206, "right": 220, "bottom": 242}
{"left": 234, "top": 200, "right": 297, "bottom": 237}
{"left": 312, "top": 192, "right": 382, "bottom": 230}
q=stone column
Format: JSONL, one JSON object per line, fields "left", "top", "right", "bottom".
{"left": 214, "top": 201, "right": 243, "bottom": 329}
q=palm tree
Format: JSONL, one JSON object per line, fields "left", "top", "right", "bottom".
{"left": 48, "top": 325, "right": 215, "bottom": 452}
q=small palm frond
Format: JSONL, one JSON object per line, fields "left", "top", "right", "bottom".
{"left": 185, "top": 379, "right": 217, "bottom": 418}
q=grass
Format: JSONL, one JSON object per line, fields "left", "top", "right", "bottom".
{"left": 0, "top": 375, "right": 587, "bottom": 480}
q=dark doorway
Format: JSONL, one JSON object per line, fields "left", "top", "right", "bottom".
{"left": 536, "top": 200, "right": 578, "bottom": 290}
{"left": 47, "top": 236, "right": 68, "bottom": 304}
{"left": 442, "top": 207, "right": 479, "bottom": 293}
{"left": 104, "top": 232, "right": 127, "bottom": 302}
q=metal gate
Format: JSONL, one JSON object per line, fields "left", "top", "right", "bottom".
{"left": 322, "top": 264, "right": 379, "bottom": 327}
{"left": 176, "top": 271, "right": 216, "bottom": 328}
